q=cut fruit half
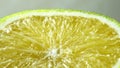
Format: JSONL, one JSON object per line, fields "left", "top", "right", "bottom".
{"left": 0, "top": 9, "right": 120, "bottom": 68}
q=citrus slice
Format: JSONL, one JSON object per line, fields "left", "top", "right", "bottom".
{"left": 0, "top": 9, "right": 120, "bottom": 68}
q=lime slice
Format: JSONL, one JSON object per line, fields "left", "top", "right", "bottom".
{"left": 0, "top": 9, "right": 120, "bottom": 68}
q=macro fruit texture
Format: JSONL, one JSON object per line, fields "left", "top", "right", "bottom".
{"left": 0, "top": 9, "right": 120, "bottom": 68}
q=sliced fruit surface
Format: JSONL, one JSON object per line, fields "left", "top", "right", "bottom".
{"left": 0, "top": 9, "right": 120, "bottom": 68}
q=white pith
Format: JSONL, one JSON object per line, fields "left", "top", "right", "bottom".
{"left": 0, "top": 11, "right": 120, "bottom": 36}
{"left": 113, "top": 58, "right": 120, "bottom": 68}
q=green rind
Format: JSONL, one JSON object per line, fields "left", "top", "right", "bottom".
{"left": 0, "top": 9, "right": 120, "bottom": 28}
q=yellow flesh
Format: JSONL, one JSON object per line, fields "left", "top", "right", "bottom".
{"left": 0, "top": 16, "right": 120, "bottom": 68}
